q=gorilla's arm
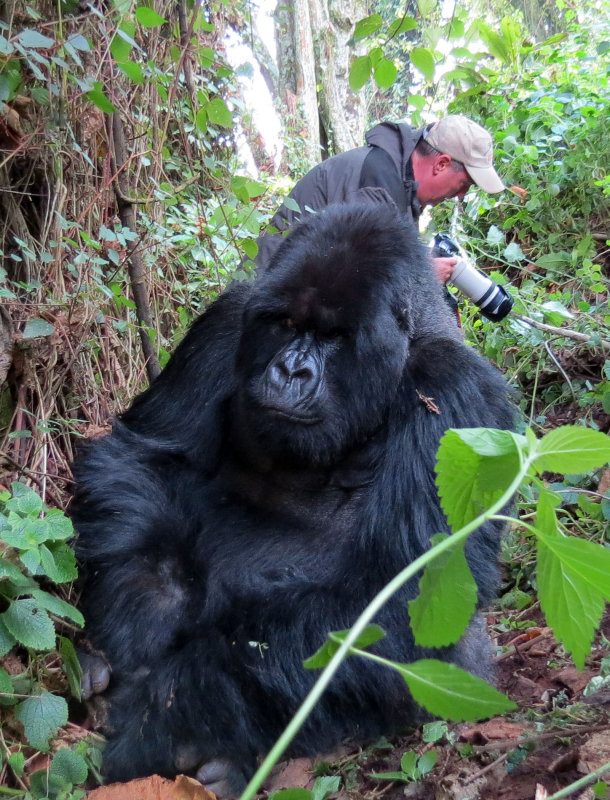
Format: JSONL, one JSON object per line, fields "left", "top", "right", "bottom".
{"left": 71, "top": 284, "right": 251, "bottom": 671}
{"left": 120, "top": 282, "right": 250, "bottom": 462}
{"left": 369, "top": 334, "right": 515, "bottom": 606}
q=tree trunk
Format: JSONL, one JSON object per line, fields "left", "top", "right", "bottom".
{"left": 274, "top": 0, "right": 367, "bottom": 168}
{"left": 310, "top": 0, "right": 367, "bottom": 156}
{"left": 276, "top": 0, "right": 321, "bottom": 168}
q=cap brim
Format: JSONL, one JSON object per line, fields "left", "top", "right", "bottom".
{"left": 466, "top": 164, "right": 505, "bottom": 194}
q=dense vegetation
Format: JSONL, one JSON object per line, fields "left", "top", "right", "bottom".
{"left": 0, "top": 0, "right": 609, "bottom": 797}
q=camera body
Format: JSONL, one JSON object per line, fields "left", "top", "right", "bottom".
{"left": 432, "top": 233, "right": 513, "bottom": 322}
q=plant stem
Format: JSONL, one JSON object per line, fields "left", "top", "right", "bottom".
{"left": 239, "top": 450, "right": 533, "bottom": 800}
{"left": 545, "top": 760, "right": 610, "bottom": 799}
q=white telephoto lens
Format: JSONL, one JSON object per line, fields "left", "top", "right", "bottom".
{"left": 449, "top": 259, "right": 494, "bottom": 305}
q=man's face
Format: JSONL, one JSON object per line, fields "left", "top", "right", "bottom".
{"left": 414, "top": 154, "right": 474, "bottom": 206}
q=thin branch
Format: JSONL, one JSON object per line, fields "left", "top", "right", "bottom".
{"left": 513, "top": 314, "right": 610, "bottom": 352}
{"left": 108, "top": 113, "right": 161, "bottom": 382}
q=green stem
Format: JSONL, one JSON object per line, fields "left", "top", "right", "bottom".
{"left": 545, "top": 759, "right": 610, "bottom": 799}
{"left": 239, "top": 452, "right": 535, "bottom": 800}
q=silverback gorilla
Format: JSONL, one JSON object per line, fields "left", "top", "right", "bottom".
{"left": 71, "top": 204, "right": 514, "bottom": 797}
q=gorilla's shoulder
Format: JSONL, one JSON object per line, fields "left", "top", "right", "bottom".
{"left": 406, "top": 335, "right": 516, "bottom": 430}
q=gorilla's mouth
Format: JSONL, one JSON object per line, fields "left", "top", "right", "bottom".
{"left": 261, "top": 404, "right": 322, "bottom": 425}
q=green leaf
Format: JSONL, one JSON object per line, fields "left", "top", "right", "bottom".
{"left": 118, "top": 61, "right": 144, "bottom": 84}
{"left": 0, "top": 35, "right": 15, "bottom": 55}
{"left": 400, "top": 750, "right": 418, "bottom": 778}
{"left": 417, "top": 749, "right": 439, "bottom": 776}
{"left": 22, "top": 318, "right": 55, "bottom": 339}
{"left": 0, "top": 619, "right": 16, "bottom": 657}
{"left": 66, "top": 34, "right": 90, "bottom": 51}
{"left": 410, "top": 47, "right": 435, "bottom": 82}
{"left": 6, "top": 485, "right": 45, "bottom": 516}
{"left": 44, "top": 509, "right": 74, "bottom": 541}
{"left": 269, "top": 790, "right": 312, "bottom": 800}
{"left": 49, "top": 748, "right": 88, "bottom": 785}
{"left": 503, "top": 242, "right": 526, "bottom": 263}
{"left": 283, "top": 197, "right": 301, "bottom": 214}
{"left": 207, "top": 97, "right": 233, "bottom": 128}
{"left": 30, "top": 590, "right": 84, "bottom": 627}
{"left": 311, "top": 776, "right": 341, "bottom": 800}
{"left": 409, "top": 535, "right": 478, "bottom": 647}
{"left": 487, "top": 225, "right": 505, "bottom": 245}
{"left": 15, "top": 692, "right": 68, "bottom": 750}
{"left": 535, "top": 252, "right": 570, "bottom": 271}
{"left": 17, "top": 29, "right": 54, "bottom": 48}
{"left": 370, "top": 770, "right": 412, "bottom": 783}
{"left": 349, "top": 55, "right": 372, "bottom": 91}
{"left": 59, "top": 637, "right": 83, "bottom": 699}
{"left": 397, "top": 659, "right": 516, "bottom": 720}
{"left": 388, "top": 16, "right": 417, "bottom": 36}
{"left": 535, "top": 426, "right": 610, "bottom": 474}
{"left": 2, "top": 600, "right": 56, "bottom": 650}
{"left": 135, "top": 6, "right": 167, "bottom": 27}
{"left": 476, "top": 22, "right": 510, "bottom": 63}
{"left": 536, "top": 531, "right": 609, "bottom": 667}
{"left": 304, "top": 624, "right": 386, "bottom": 669}
{"left": 110, "top": 23, "right": 136, "bottom": 62}
{"left": 0, "top": 666, "right": 14, "bottom": 705}
{"left": 435, "top": 429, "right": 521, "bottom": 530}
{"left": 353, "top": 14, "right": 383, "bottom": 41}
{"left": 373, "top": 58, "right": 397, "bottom": 90}
{"left": 240, "top": 239, "right": 258, "bottom": 259}
{"left": 86, "top": 82, "right": 117, "bottom": 114}
{"left": 195, "top": 108, "right": 208, "bottom": 133}
{"left": 39, "top": 543, "right": 78, "bottom": 583}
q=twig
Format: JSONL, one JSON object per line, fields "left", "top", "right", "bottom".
{"left": 108, "top": 113, "right": 160, "bottom": 382}
{"left": 513, "top": 314, "right": 610, "bottom": 352}
{"left": 461, "top": 751, "right": 508, "bottom": 785}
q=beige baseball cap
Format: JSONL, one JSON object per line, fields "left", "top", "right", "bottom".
{"left": 424, "top": 115, "right": 505, "bottom": 194}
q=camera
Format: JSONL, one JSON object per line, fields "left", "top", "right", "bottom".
{"left": 432, "top": 233, "right": 514, "bottom": 322}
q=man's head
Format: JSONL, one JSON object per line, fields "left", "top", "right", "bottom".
{"left": 412, "top": 115, "right": 505, "bottom": 207}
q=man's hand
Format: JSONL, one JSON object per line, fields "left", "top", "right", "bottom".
{"left": 433, "top": 256, "right": 457, "bottom": 284}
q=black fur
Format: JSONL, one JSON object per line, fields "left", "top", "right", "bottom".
{"left": 71, "top": 205, "right": 514, "bottom": 794}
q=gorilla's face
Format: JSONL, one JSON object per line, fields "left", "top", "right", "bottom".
{"left": 233, "top": 280, "right": 410, "bottom": 468}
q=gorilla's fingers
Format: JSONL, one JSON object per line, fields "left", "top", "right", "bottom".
{"left": 196, "top": 759, "right": 249, "bottom": 799}
{"left": 77, "top": 649, "right": 111, "bottom": 700}
{"left": 174, "top": 743, "right": 204, "bottom": 773}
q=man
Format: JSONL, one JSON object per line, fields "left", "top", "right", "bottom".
{"left": 256, "top": 115, "right": 505, "bottom": 282}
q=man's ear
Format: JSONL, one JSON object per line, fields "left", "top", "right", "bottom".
{"left": 432, "top": 154, "right": 452, "bottom": 175}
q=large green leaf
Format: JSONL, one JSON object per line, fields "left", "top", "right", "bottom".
{"left": 409, "top": 534, "right": 477, "bottom": 647}
{"left": 410, "top": 47, "right": 435, "bottom": 82}
{"left": 207, "top": 97, "right": 233, "bottom": 128}
{"left": 397, "top": 659, "right": 516, "bottom": 720}
{"left": 535, "top": 426, "right": 610, "bottom": 474}
{"left": 15, "top": 692, "right": 68, "bottom": 750}
{"left": 435, "top": 428, "right": 521, "bottom": 531}
{"left": 135, "top": 6, "right": 167, "bottom": 27}
{"left": 1, "top": 599, "right": 56, "bottom": 650}
{"left": 536, "top": 531, "right": 608, "bottom": 668}
{"left": 352, "top": 14, "right": 383, "bottom": 42}
{"left": 349, "top": 56, "right": 372, "bottom": 91}
{"left": 373, "top": 58, "right": 397, "bottom": 90}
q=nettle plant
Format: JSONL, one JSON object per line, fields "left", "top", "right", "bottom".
{"left": 242, "top": 423, "right": 610, "bottom": 800}
{"left": 0, "top": 482, "right": 93, "bottom": 799}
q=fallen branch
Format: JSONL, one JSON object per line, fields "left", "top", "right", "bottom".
{"left": 513, "top": 314, "right": 610, "bottom": 352}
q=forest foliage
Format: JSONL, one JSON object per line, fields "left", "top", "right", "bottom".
{"left": 0, "top": 0, "right": 609, "bottom": 797}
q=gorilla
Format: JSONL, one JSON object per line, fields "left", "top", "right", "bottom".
{"left": 71, "top": 204, "right": 514, "bottom": 797}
